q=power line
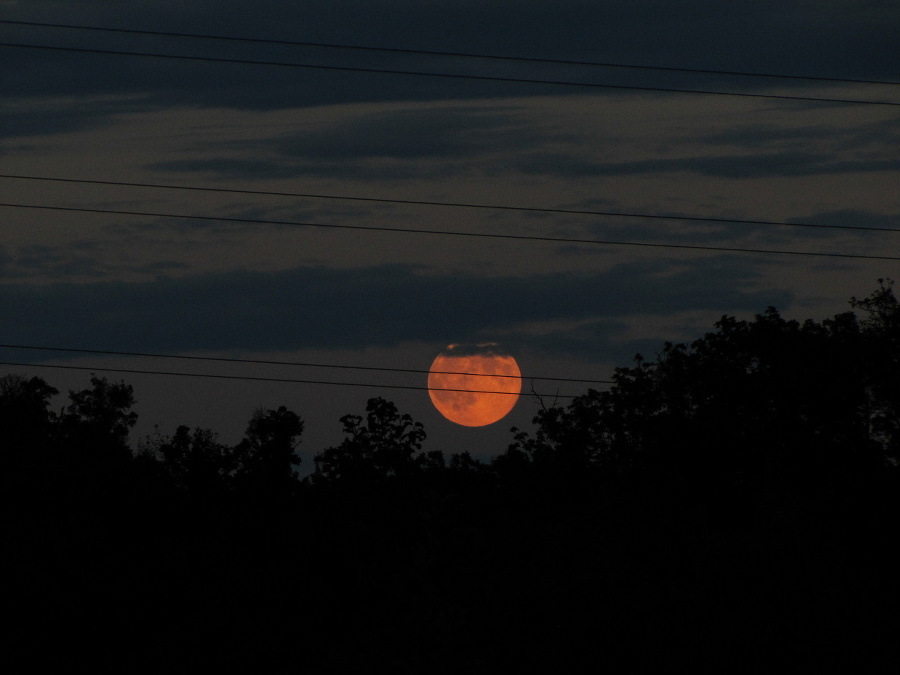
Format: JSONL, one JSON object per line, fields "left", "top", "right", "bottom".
{"left": 0, "top": 361, "right": 580, "bottom": 399}
{"left": 0, "top": 42, "right": 896, "bottom": 107}
{"left": 0, "top": 343, "right": 612, "bottom": 385}
{"left": 4, "top": 19, "right": 898, "bottom": 87}
{"left": 3, "top": 201, "right": 899, "bottom": 262}
{"left": 2, "top": 174, "right": 898, "bottom": 235}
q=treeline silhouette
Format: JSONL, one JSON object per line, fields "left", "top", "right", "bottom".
{"left": 5, "top": 281, "right": 900, "bottom": 672}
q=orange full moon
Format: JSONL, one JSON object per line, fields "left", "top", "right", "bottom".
{"left": 427, "top": 343, "right": 522, "bottom": 427}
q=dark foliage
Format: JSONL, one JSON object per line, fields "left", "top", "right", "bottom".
{"left": 153, "top": 425, "right": 232, "bottom": 495}
{"left": 232, "top": 405, "right": 304, "bottom": 497}
{"left": 5, "top": 283, "right": 900, "bottom": 672}
{"left": 311, "top": 397, "right": 426, "bottom": 486}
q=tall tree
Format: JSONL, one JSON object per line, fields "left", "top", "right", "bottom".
{"left": 55, "top": 376, "right": 137, "bottom": 468}
{"left": 232, "top": 406, "right": 304, "bottom": 495}
{"left": 1, "top": 374, "right": 59, "bottom": 482}
{"left": 153, "top": 425, "right": 233, "bottom": 495}
{"left": 851, "top": 278, "right": 900, "bottom": 466}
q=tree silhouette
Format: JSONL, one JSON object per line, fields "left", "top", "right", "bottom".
{"left": 311, "top": 396, "right": 427, "bottom": 486}
{"left": 153, "top": 425, "right": 233, "bottom": 496}
{"left": 54, "top": 375, "right": 138, "bottom": 474}
{"left": 231, "top": 405, "right": 304, "bottom": 496}
{"left": 1, "top": 374, "right": 58, "bottom": 452}
{"left": 851, "top": 278, "right": 900, "bottom": 466}
{"left": 505, "top": 286, "right": 897, "bottom": 508}
{"left": 6, "top": 282, "right": 900, "bottom": 671}
{"left": 1, "top": 374, "right": 59, "bottom": 500}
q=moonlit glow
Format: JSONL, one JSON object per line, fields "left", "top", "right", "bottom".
{"left": 427, "top": 343, "right": 521, "bottom": 427}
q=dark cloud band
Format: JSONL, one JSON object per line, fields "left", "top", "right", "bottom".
{"left": 0, "top": 257, "right": 789, "bottom": 362}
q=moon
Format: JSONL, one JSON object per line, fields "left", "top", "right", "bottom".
{"left": 427, "top": 343, "right": 522, "bottom": 427}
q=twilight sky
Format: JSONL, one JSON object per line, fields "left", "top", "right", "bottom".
{"left": 2, "top": 0, "right": 898, "bottom": 462}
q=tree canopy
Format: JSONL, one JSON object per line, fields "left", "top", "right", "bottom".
{"left": 5, "top": 281, "right": 900, "bottom": 671}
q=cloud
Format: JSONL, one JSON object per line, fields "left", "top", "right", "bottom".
{"left": 437, "top": 343, "right": 517, "bottom": 358}
{"left": 788, "top": 209, "right": 900, "bottom": 231}
{"left": 0, "top": 257, "right": 790, "bottom": 362}
{"left": 142, "top": 97, "right": 898, "bottom": 187}
{"left": 148, "top": 104, "right": 544, "bottom": 180}
{"left": 0, "top": 243, "right": 104, "bottom": 281}
{"left": 0, "top": 242, "right": 191, "bottom": 283}
{"left": 4, "top": 1, "right": 897, "bottom": 140}
{"left": 514, "top": 150, "right": 900, "bottom": 179}
{"left": 572, "top": 206, "right": 898, "bottom": 250}
{"left": 0, "top": 95, "right": 154, "bottom": 140}
{"left": 274, "top": 106, "right": 522, "bottom": 161}
{"left": 699, "top": 118, "right": 900, "bottom": 151}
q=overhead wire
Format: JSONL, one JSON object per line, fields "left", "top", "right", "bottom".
{"left": 2, "top": 22, "right": 893, "bottom": 409}
{"left": 0, "top": 41, "right": 896, "bottom": 107}
{"left": 2, "top": 174, "right": 898, "bottom": 235}
{"left": 3, "top": 19, "right": 898, "bottom": 87}
{"left": 0, "top": 361, "right": 581, "bottom": 399}
{"left": 0, "top": 343, "right": 612, "bottom": 385}
{"left": 2, "top": 202, "right": 898, "bottom": 262}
